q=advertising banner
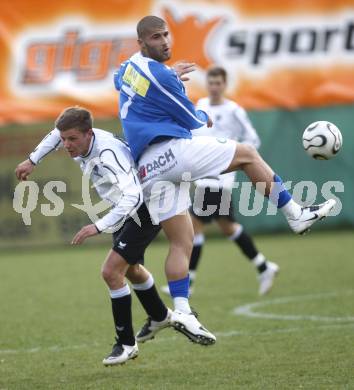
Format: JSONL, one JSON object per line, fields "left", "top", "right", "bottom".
{"left": 1, "top": 0, "right": 354, "bottom": 124}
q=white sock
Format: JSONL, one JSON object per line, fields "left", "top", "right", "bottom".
{"left": 228, "top": 225, "right": 243, "bottom": 241}
{"left": 131, "top": 273, "right": 154, "bottom": 291}
{"left": 109, "top": 284, "right": 130, "bottom": 299}
{"left": 173, "top": 297, "right": 191, "bottom": 314}
{"left": 280, "top": 198, "right": 302, "bottom": 220}
{"left": 193, "top": 233, "right": 205, "bottom": 246}
{"left": 252, "top": 253, "right": 266, "bottom": 267}
{"left": 189, "top": 270, "right": 196, "bottom": 282}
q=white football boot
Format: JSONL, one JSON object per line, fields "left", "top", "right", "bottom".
{"left": 135, "top": 308, "right": 172, "bottom": 343}
{"left": 170, "top": 310, "right": 216, "bottom": 346}
{"left": 258, "top": 261, "right": 280, "bottom": 296}
{"left": 287, "top": 199, "right": 336, "bottom": 234}
{"left": 102, "top": 341, "right": 138, "bottom": 366}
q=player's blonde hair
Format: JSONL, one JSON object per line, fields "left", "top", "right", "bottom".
{"left": 55, "top": 106, "right": 93, "bottom": 133}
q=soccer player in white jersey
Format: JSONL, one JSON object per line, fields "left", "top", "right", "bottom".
{"left": 161, "top": 66, "right": 278, "bottom": 296}
{"left": 114, "top": 16, "right": 336, "bottom": 345}
{"left": 15, "top": 107, "right": 188, "bottom": 365}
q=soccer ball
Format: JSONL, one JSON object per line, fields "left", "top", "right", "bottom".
{"left": 302, "top": 121, "right": 343, "bottom": 160}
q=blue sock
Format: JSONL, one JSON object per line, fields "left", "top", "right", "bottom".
{"left": 270, "top": 174, "right": 292, "bottom": 208}
{"left": 168, "top": 275, "right": 190, "bottom": 298}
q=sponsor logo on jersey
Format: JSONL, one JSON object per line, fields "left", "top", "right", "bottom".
{"left": 139, "top": 165, "right": 147, "bottom": 179}
{"left": 123, "top": 64, "right": 150, "bottom": 97}
{"left": 138, "top": 148, "right": 176, "bottom": 178}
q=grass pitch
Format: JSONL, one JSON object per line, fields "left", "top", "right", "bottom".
{"left": 1, "top": 231, "right": 353, "bottom": 389}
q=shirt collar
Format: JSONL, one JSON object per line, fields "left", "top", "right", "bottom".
{"left": 80, "top": 131, "right": 96, "bottom": 159}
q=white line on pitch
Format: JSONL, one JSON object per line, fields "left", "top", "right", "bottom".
{"left": 233, "top": 290, "right": 354, "bottom": 322}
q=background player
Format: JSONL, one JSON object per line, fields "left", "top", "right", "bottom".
{"left": 161, "top": 66, "right": 279, "bottom": 296}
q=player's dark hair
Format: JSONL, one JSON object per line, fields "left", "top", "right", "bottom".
{"left": 55, "top": 107, "right": 93, "bottom": 133}
{"left": 207, "top": 66, "right": 227, "bottom": 82}
{"left": 137, "top": 15, "right": 166, "bottom": 39}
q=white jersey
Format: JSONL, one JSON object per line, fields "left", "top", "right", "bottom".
{"left": 30, "top": 128, "right": 142, "bottom": 232}
{"left": 192, "top": 97, "right": 260, "bottom": 190}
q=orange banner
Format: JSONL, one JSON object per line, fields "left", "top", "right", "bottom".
{"left": 1, "top": 0, "right": 354, "bottom": 125}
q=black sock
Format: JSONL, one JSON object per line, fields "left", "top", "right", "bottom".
{"left": 255, "top": 261, "right": 267, "bottom": 273}
{"left": 189, "top": 244, "right": 203, "bottom": 286}
{"left": 189, "top": 244, "right": 203, "bottom": 271}
{"left": 234, "top": 230, "right": 258, "bottom": 259}
{"left": 134, "top": 285, "right": 168, "bottom": 322}
{"left": 111, "top": 294, "right": 135, "bottom": 346}
{"left": 234, "top": 231, "right": 267, "bottom": 273}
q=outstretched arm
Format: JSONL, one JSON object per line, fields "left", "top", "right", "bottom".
{"left": 15, "top": 159, "right": 36, "bottom": 181}
{"left": 15, "top": 129, "right": 62, "bottom": 181}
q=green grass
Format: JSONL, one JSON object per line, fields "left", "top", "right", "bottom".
{"left": 1, "top": 231, "right": 354, "bottom": 389}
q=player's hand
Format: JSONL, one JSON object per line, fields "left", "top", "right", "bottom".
{"left": 71, "top": 224, "right": 99, "bottom": 245}
{"left": 207, "top": 115, "right": 213, "bottom": 128}
{"left": 173, "top": 62, "right": 196, "bottom": 81}
{"left": 15, "top": 159, "right": 35, "bottom": 181}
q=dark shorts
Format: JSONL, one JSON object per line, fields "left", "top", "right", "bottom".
{"left": 190, "top": 187, "right": 236, "bottom": 224}
{"left": 112, "top": 203, "right": 161, "bottom": 265}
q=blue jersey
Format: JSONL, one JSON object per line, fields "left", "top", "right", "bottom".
{"left": 114, "top": 52, "right": 208, "bottom": 161}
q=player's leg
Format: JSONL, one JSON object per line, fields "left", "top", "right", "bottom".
{"left": 101, "top": 249, "right": 138, "bottom": 366}
{"left": 161, "top": 213, "right": 216, "bottom": 345}
{"left": 224, "top": 143, "right": 335, "bottom": 234}
{"left": 112, "top": 203, "right": 172, "bottom": 343}
{"left": 161, "top": 213, "right": 193, "bottom": 310}
{"left": 216, "top": 218, "right": 279, "bottom": 295}
{"left": 187, "top": 185, "right": 231, "bottom": 291}
{"left": 187, "top": 215, "right": 205, "bottom": 292}
{"left": 160, "top": 213, "right": 205, "bottom": 295}
{"left": 138, "top": 138, "right": 242, "bottom": 345}
{"left": 127, "top": 264, "right": 169, "bottom": 323}
{"left": 140, "top": 137, "right": 334, "bottom": 235}
{"left": 126, "top": 264, "right": 172, "bottom": 342}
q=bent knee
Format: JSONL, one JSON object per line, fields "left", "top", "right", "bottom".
{"left": 125, "top": 264, "right": 142, "bottom": 280}
{"left": 170, "top": 238, "right": 193, "bottom": 257}
{"left": 241, "top": 143, "right": 258, "bottom": 159}
{"left": 101, "top": 264, "right": 114, "bottom": 284}
{"left": 233, "top": 143, "right": 259, "bottom": 167}
{"left": 218, "top": 221, "right": 239, "bottom": 236}
{"left": 101, "top": 263, "right": 125, "bottom": 286}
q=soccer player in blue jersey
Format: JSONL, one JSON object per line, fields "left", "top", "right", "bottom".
{"left": 114, "top": 15, "right": 336, "bottom": 344}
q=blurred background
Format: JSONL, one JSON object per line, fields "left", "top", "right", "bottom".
{"left": 1, "top": 0, "right": 353, "bottom": 249}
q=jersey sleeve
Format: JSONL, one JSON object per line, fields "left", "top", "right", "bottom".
{"left": 113, "top": 62, "right": 127, "bottom": 92}
{"left": 29, "top": 128, "right": 63, "bottom": 164}
{"left": 233, "top": 106, "right": 261, "bottom": 149}
{"left": 94, "top": 148, "right": 143, "bottom": 232}
{"left": 148, "top": 63, "right": 208, "bottom": 130}
{"left": 191, "top": 99, "right": 209, "bottom": 135}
